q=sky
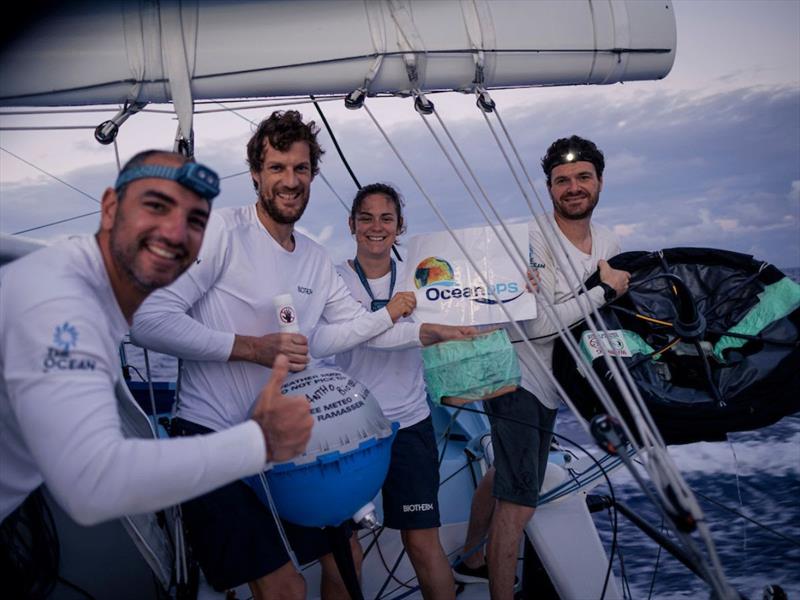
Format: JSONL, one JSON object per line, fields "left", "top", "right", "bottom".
{"left": 1, "top": 0, "right": 798, "bottom": 269}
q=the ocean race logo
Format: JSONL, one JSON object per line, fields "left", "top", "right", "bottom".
{"left": 53, "top": 322, "right": 78, "bottom": 352}
{"left": 414, "top": 256, "right": 524, "bottom": 305}
{"left": 42, "top": 322, "right": 96, "bottom": 373}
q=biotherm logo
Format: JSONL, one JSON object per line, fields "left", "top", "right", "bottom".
{"left": 414, "top": 256, "right": 524, "bottom": 305}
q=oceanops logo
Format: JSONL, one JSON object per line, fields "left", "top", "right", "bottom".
{"left": 414, "top": 257, "right": 524, "bottom": 305}
{"left": 414, "top": 257, "right": 455, "bottom": 289}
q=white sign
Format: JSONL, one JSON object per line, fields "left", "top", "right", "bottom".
{"left": 401, "top": 224, "right": 537, "bottom": 326}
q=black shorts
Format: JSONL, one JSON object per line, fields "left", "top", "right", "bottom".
{"left": 171, "top": 418, "right": 334, "bottom": 591}
{"left": 484, "top": 388, "right": 557, "bottom": 507}
{"left": 381, "top": 416, "right": 441, "bottom": 530}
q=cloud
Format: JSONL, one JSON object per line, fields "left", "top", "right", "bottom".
{"left": 2, "top": 83, "right": 798, "bottom": 269}
{"left": 790, "top": 181, "right": 800, "bottom": 202}
{"left": 612, "top": 223, "right": 637, "bottom": 238}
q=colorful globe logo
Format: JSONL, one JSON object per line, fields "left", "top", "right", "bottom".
{"left": 414, "top": 257, "right": 455, "bottom": 289}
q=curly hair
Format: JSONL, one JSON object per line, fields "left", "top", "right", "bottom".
{"left": 246, "top": 110, "right": 324, "bottom": 177}
{"left": 349, "top": 182, "right": 406, "bottom": 236}
{"left": 541, "top": 135, "right": 605, "bottom": 185}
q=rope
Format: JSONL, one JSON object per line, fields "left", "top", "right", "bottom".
{"left": 1, "top": 147, "right": 100, "bottom": 204}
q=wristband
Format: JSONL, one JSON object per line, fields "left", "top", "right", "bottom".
{"left": 599, "top": 282, "right": 617, "bottom": 302}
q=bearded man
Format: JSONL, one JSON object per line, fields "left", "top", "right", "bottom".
{"left": 455, "top": 136, "right": 631, "bottom": 599}
{"left": 132, "top": 111, "right": 473, "bottom": 599}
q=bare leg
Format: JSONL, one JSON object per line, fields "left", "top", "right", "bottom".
{"left": 402, "top": 528, "right": 456, "bottom": 600}
{"left": 460, "top": 468, "right": 495, "bottom": 569}
{"left": 319, "top": 534, "right": 364, "bottom": 600}
{"left": 247, "top": 561, "right": 306, "bottom": 600}
{"left": 486, "top": 499, "right": 535, "bottom": 600}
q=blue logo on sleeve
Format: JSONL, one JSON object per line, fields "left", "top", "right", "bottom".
{"left": 43, "top": 322, "right": 96, "bottom": 373}
{"left": 53, "top": 322, "right": 78, "bottom": 351}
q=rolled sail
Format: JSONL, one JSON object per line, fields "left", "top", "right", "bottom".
{"left": 0, "top": 0, "right": 676, "bottom": 107}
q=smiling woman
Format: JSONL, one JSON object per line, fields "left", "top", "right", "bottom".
{"left": 336, "top": 182, "right": 458, "bottom": 598}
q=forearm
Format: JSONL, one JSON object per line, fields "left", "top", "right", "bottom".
{"left": 367, "top": 320, "right": 423, "bottom": 350}
{"left": 15, "top": 378, "right": 264, "bottom": 525}
{"left": 229, "top": 334, "right": 259, "bottom": 362}
{"left": 66, "top": 423, "right": 264, "bottom": 525}
{"left": 132, "top": 309, "right": 233, "bottom": 362}
{"left": 309, "top": 309, "right": 397, "bottom": 357}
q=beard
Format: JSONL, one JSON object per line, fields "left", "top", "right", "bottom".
{"left": 553, "top": 189, "right": 600, "bottom": 221}
{"left": 258, "top": 186, "right": 310, "bottom": 225}
{"left": 109, "top": 215, "right": 188, "bottom": 294}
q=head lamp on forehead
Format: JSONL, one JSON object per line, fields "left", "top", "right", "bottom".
{"left": 558, "top": 149, "right": 583, "bottom": 167}
{"left": 114, "top": 162, "right": 220, "bottom": 201}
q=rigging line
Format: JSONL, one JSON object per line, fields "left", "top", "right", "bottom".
{"left": 646, "top": 519, "right": 665, "bottom": 600}
{"left": 0, "top": 126, "right": 97, "bottom": 131}
{"left": 309, "top": 95, "right": 404, "bottom": 261}
{"left": 190, "top": 96, "right": 345, "bottom": 115}
{"left": 0, "top": 147, "right": 100, "bottom": 205}
{"left": 12, "top": 210, "right": 101, "bottom": 236}
{"left": 0, "top": 108, "right": 121, "bottom": 115}
{"left": 113, "top": 138, "right": 122, "bottom": 172}
{"left": 220, "top": 169, "right": 250, "bottom": 181}
{"left": 193, "top": 97, "right": 339, "bottom": 114}
{"left": 195, "top": 94, "right": 345, "bottom": 106}
{"left": 373, "top": 532, "right": 414, "bottom": 597}
{"left": 310, "top": 95, "right": 361, "bottom": 189}
{"left": 693, "top": 489, "right": 800, "bottom": 547}
{"left": 317, "top": 173, "right": 351, "bottom": 212}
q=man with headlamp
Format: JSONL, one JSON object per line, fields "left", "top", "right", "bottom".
{"left": 455, "top": 136, "right": 631, "bottom": 598}
{"left": 0, "top": 150, "right": 313, "bottom": 597}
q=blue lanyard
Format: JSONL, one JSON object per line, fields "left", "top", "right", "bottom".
{"left": 353, "top": 258, "right": 396, "bottom": 312}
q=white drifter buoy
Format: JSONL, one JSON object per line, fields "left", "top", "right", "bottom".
{"left": 245, "top": 366, "right": 397, "bottom": 528}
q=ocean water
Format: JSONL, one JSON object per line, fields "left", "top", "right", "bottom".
{"left": 558, "top": 410, "right": 800, "bottom": 599}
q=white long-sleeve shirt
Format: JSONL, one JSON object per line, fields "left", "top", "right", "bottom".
{"left": 0, "top": 236, "right": 266, "bottom": 526}
{"left": 132, "top": 204, "right": 421, "bottom": 432}
{"left": 513, "top": 213, "right": 621, "bottom": 408}
{"left": 334, "top": 261, "right": 430, "bottom": 429}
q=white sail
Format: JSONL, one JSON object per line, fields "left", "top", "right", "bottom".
{"left": 0, "top": 0, "right": 676, "bottom": 107}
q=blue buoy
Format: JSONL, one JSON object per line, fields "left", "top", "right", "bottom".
{"left": 245, "top": 367, "right": 397, "bottom": 527}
